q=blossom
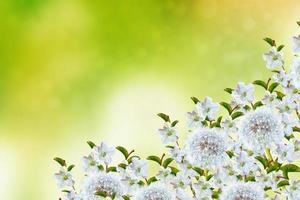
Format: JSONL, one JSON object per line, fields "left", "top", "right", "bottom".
{"left": 221, "top": 116, "right": 238, "bottom": 133}
{"left": 231, "top": 82, "right": 254, "bottom": 105}
{"left": 93, "top": 142, "right": 115, "bottom": 165}
{"left": 220, "top": 182, "right": 264, "bottom": 200}
{"left": 134, "top": 184, "right": 175, "bottom": 200}
{"left": 82, "top": 154, "right": 99, "bottom": 174}
{"left": 277, "top": 96, "right": 297, "bottom": 113}
{"left": 263, "top": 47, "right": 284, "bottom": 69}
{"left": 272, "top": 70, "right": 290, "bottom": 87}
{"left": 196, "top": 97, "right": 219, "bottom": 120}
{"left": 238, "top": 108, "right": 283, "bottom": 153}
{"left": 81, "top": 173, "right": 124, "bottom": 200}
{"left": 261, "top": 91, "right": 279, "bottom": 108}
{"left": 158, "top": 123, "right": 178, "bottom": 144}
{"left": 54, "top": 168, "right": 74, "bottom": 188}
{"left": 285, "top": 180, "right": 300, "bottom": 200}
{"left": 127, "top": 159, "right": 148, "bottom": 179}
{"left": 185, "top": 128, "right": 229, "bottom": 169}
{"left": 292, "top": 35, "right": 300, "bottom": 53}
{"left": 168, "top": 145, "right": 185, "bottom": 163}
{"left": 187, "top": 109, "right": 204, "bottom": 129}
{"left": 290, "top": 56, "right": 300, "bottom": 89}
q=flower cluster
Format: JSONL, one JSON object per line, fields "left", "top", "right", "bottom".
{"left": 54, "top": 22, "right": 300, "bottom": 200}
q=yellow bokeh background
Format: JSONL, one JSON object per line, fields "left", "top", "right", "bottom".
{"left": 1, "top": 0, "right": 300, "bottom": 199}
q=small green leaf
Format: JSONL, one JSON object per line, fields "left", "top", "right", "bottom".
{"left": 95, "top": 191, "right": 107, "bottom": 197}
{"left": 122, "top": 195, "right": 131, "bottom": 200}
{"left": 54, "top": 157, "right": 66, "bottom": 167}
{"left": 226, "top": 151, "right": 234, "bottom": 158}
{"left": 281, "top": 164, "right": 300, "bottom": 179}
{"left": 297, "top": 21, "right": 300, "bottom": 27}
{"left": 277, "top": 180, "right": 289, "bottom": 188}
{"left": 171, "top": 120, "right": 179, "bottom": 127}
{"left": 253, "top": 101, "right": 263, "bottom": 109}
{"left": 255, "top": 156, "right": 268, "bottom": 169}
{"left": 147, "top": 176, "right": 158, "bottom": 184}
{"left": 245, "top": 175, "right": 255, "bottom": 182}
{"left": 127, "top": 155, "right": 140, "bottom": 163}
{"left": 277, "top": 45, "right": 284, "bottom": 51}
{"left": 224, "top": 88, "right": 233, "bottom": 94}
{"left": 231, "top": 111, "right": 244, "bottom": 120}
{"left": 276, "top": 91, "right": 285, "bottom": 100}
{"left": 263, "top": 37, "right": 276, "bottom": 46}
{"left": 87, "top": 141, "right": 96, "bottom": 149}
{"left": 157, "top": 113, "right": 170, "bottom": 122}
{"left": 169, "top": 166, "right": 179, "bottom": 175}
{"left": 162, "top": 158, "right": 174, "bottom": 168}
{"left": 67, "top": 164, "right": 75, "bottom": 171}
{"left": 116, "top": 146, "right": 129, "bottom": 159}
{"left": 191, "top": 96, "right": 200, "bottom": 104}
{"left": 107, "top": 166, "right": 117, "bottom": 172}
{"left": 253, "top": 80, "right": 267, "bottom": 90}
{"left": 293, "top": 126, "right": 300, "bottom": 132}
{"left": 118, "top": 163, "right": 127, "bottom": 169}
{"left": 220, "top": 102, "right": 232, "bottom": 114}
{"left": 193, "top": 167, "right": 204, "bottom": 176}
{"left": 268, "top": 82, "right": 279, "bottom": 93}
{"left": 147, "top": 155, "right": 161, "bottom": 165}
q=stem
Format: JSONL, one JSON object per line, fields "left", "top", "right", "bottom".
{"left": 266, "top": 78, "right": 271, "bottom": 88}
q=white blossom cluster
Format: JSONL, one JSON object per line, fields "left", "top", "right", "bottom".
{"left": 54, "top": 23, "right": 300, "bottom": 200}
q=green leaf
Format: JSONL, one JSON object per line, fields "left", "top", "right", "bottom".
{"left": 147, "top": 155, "right": 161, "bottom": 165}
{"left": 255, "top": 156, "right": 268, "bottom": 169}
{"left": 122, "top": 195, "right": 131, "bottom": 200}
{"left": 224, "top": 88, "right": 233, "bottom": 94}
{"left": 277, "top": 44, "right": 284, "bottom": 51}
{"left": 157, "top": 113, "right": 170, "bottom": 122}
{"left": 193, "top": 167, "right": 204, "bottom": 176}
{"left": 107, "top": 166, "right": 117, "bottom": 172}
{"left": 281, "top": 164, "right": 300, "bottom": 179}
{"left": 162, "top": 158, "right": 174, "bottom": 168}
{"left": 263, "top": 37, "right": 276, "bottom": 46}
{"left": 53, "top": 157, "right": 66, "bottom": 167}
{"left": 245, "top": 175, "right": 255, "bottom": 182}
{"left": 171, "top": 120, "right": 179, "bottom": 127}
{"left": 226, "top": 151, "right": 234, "bottom": 158}
{"left": 87, "top": 141, "right": 96, "bottom": 149}
{"left": 116, "top": 146, "right": 129, "bottom": 159}
{"left": 276, "top": 91, "right": 285, "bottom": 100}
{"left": 67, "top": 164, "right": 75, "bottom": 171}
{"left": 268, "top": 82, "right": 279, "bottom": 93}
{"left": 147, "top": 176, "right": 158, "bottom": 184}
{"left": 169, "top": 166, "right": 179, "bottom": 175}
{"left": 191, "top": 96, "right": 200, "bottom": 104}
{"left": 277, "top": 180, "right": 289, "bottom": 188}
{"left": 95, "top": 191, "right": 107, "bottom": 197}
{"left": 231, "top": 111, "right": 244, "bottom": 120}
{"left": 253, "top": 101, "right": 263, "bottom": 109}
{"left": 293, "top": 126, "right": 300, "bottom": 132}
{"left": 127, "top": 155, "right": 140, "bottom": 163}
{"left": 253, "top": 80, "right": 267, "bottom": 90}
{"left": 98, "top": 165, "right": 105, "bottom": 171}
{"left": 297, "top": 21, "right": 300, "bottom": 27}
{"left": 220, "top": 102, "right": 232, "bottom": 114}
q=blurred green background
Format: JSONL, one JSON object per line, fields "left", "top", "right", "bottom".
{"left": 1, "top": 0, "right": 300, "bottom": 199}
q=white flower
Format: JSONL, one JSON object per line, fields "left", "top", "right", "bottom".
{"left": 187, "top": 109, "right": 204, "bottom": 129}
{"left": 273, "top": 142, "right": 295, "bottom": 163}
{"left": 221, "top": 116, "right": 238, "bottom": 133}
{"left": 156, "top": 167, "right": 173, "bottom": 183}
{"left": 185, "top": 128, "right": 229, "bottom": 169}
{"left": 261, "top": 91, "right": 280, "bottom": 108}
{"left": 192, "top": 177, "right": 213, "bottom": 200}
{"left": 81, "top": 173, "right": 124, "bottom": 200}
{"left": 196, "top": 97, "right": 219, "bottom": 120}
{"left": 232, "top": 82, "right": 254, "bottom": 105}
{"left": 273, "top": 70, "right": 290, "bottom": 87}
{"left": 127, "top": 159, "right": 148, "bottom": 179}
{"left": 134, "top": 184, "right": 176, "bottom": 200}
{"left": 281, "top": 113, "right": 298, "bottom": 136}
{"left": 285, "top": 180, "right": 300, "bottom": 200}
{"left": 232, "top": 150, "right": 259, "bottom": 176}
{"left": 263, "top": 47, "right": 284, "bottom": 69}
{"left": 171, "top": 171, "right": 191, "bottom": 189}
{"left": 277, "top": 96, "right": 297, "bottom": 113}
{"left": 82, "top": 154, "right": 100, "bottom": 174}
{"left": 158, "top": 123, "right": 178, "bottom": 144}
{"left": 63, "top": 190, "right": 82, "bottom": 200}
{"left": 54, "top": 168, "right": 74, "bottom": 188}
{"left": 292, "top": 35, "right": 300, "bottom": 53}
{"left": 220, "top": 182, "right": 264, "bottom": 200}
{"left": 238, "top": 108, "right": 283, "bottom": 153}
{"left": 93, "top": 142, "right": 115, "bottom": 165}
{"left": 168, "top": 145, "right": 185, "bottom": 163}
{"left": 290, "top": 56, "right": 300, "bottom": 89}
